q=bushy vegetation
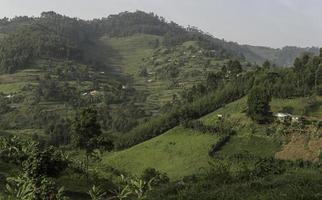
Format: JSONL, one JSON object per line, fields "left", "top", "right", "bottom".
{"left": 115, "top": 74, "right": 253, "bottom": 149}
{"left": 147, "top": 155, "right": 322, "bottom": 200}
{"left": 247, "top": 86, "right": 272, "bottom": 124}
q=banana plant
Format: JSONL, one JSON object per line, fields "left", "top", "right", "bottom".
{"left": 88, "top": 185, "right": 106, "bottom": 200}
{"left": 5, "top": 175, "right": 34, "bottom": 200}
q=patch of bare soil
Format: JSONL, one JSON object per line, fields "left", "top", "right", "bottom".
{"left": 275, "top": 135, "right": 322, "bottom": 162}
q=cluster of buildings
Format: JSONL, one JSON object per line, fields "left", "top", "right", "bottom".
{"left": 274, "top": 113, "right": 303, "bottom": 124}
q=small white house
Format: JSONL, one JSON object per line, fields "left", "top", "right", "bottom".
{"left": 6, "top": 94, "right": 14, "bottom": 98}
{"left": 274, "top": 113, "right": 302, "bottom": 124}
{"left": 275, "top": 113, "right": 291, "bottom": 118}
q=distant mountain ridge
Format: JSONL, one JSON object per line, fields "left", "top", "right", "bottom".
{"left": 0, "top": 10, "right": 320, "bottom": 67}
{"left": 243, "top": 45, "right": 319, "bottom": 66}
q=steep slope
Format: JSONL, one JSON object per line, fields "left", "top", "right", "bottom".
{"left": 95, "top": 34, "right": 229, "bottom": 114}
{"left": 101, "top": 127, "right": 218, "bottom": 180}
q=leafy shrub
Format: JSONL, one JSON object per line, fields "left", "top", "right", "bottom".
{"left": 208, "top": 135, "right": 231, "bottom": 157}
{"left": 182, "top": 119, "right": 235, "bottom": 136}
{"left": 6, "top": 174, "right": 67, "bottom": 200}
{"left": 252, "top": 158, "right": 286, "bottom": 178}
{"left": 23, "top": 147, "right": 69, "bottom": 178}
{"left": 141, "top": 168, "right": 170, "bottom": 186}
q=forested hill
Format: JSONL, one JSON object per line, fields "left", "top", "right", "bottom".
{"left": 0, "top": 10, "right": 318, "bottom": 69}
{"left": 0, "top": 11, "right": 210, "bottom": 73}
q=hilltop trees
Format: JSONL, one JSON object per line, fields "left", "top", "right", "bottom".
{"left": 0, "top": 11, "right": 92, "bottom": 73}
{"left": 0, "top": 25, "right": 81, "bottom": 73}
{"left": 247, "top": 86, "right": 272, "bottom": 124}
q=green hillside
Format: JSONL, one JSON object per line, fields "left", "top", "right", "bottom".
{"left": 0, "top": 69, "right": 41, "bottom": 94}
{"left": 99, "top": 34, "right": 161, "bottom": 75}
{"left": 101, "top": 127, "right": 217, "bottom": 180}
{"left": 0, "top": 10, "right": 322, "bottom": 200}
{"left": 97, "top": 34, "right": 228, "bottom": 114}
{"left": 100, "top": 95, "right": 322, "bottom": 180}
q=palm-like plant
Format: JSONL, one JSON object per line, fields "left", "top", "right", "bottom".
{"left": 110, "top": 174, "right": 154, "bottom": 200}
{"left": 5, "top": 175, "right": 34, "bottom": 200}
{"left": 0, "top": 136, "right": 37, "bottom": 165}
{"left": 109, "top": 185, "right": 132, "bottom": 200}
{"left": 88, "top": 185, "right": 106, "bottom": 200}
{"left": 129, "top": 177, "right": 154, "bottom": 200}
{"left": 109, "top": 175, "right": 132, "bottom": 200}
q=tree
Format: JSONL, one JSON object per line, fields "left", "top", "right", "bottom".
{"left": 46, "top": 118, "right": 71, "bottom": 147}
{"left": 262, "top": 60, "right": 271, "bottom": 69}
{"left": 227, "top": 60, "right": 242, "bottom": 76}
{"left": 206, "top": 72, "right": 222, "bottom": 90}
{"left": 6, "top": 174, "right": 67, "bottom": 200}
{"left": 23, "top": 147, "right": 68, "bottom": 179}
{"left": 72, "top": 108, "right": 102, "bottom": 151}
{"left": 141, "top": 168, "right": 169, "bottom": 186}
{"left": 247, "top": 86, "right": 272, "bottom": 124}
{"left": 72, "top": 107, "right": 102, "bottom": 178}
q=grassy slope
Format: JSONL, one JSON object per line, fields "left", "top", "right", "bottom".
{"left": 99, "top": 34, "right": 167, "bottom": 112}
{"left": 100, "top": 34, "right": 161, "bottom": 75}
{"left": 201, "top": 97, "right": 281, "bottom": 157}
{"left": 101, "top": 96, "right": 322, "bottom": 180}
{"left": 98, "top": 97, "right": 265, "bottom": 180}
{"left": 101, "top": 127, "right": 217, "bottom": 180}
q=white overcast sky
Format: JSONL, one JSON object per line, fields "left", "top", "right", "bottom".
{"left": 0, "top": 0, "right": 322, "bottom": 48}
